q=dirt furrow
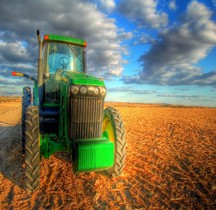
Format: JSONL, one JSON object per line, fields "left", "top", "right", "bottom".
{"left": 0, "top": 103, "right": 215, "bottom": 209}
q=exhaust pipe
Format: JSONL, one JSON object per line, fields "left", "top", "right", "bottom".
{"left": 36, "top": 30, "right": 44, "bottom": 110}
{"left": 36, "top": 29, "right": 43, "bottom": 87}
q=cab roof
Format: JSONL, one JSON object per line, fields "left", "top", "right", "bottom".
{"left": 43, "top": 34, "right": 87, "bottom": 47}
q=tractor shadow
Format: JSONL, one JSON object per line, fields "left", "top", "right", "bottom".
{"left": 0, "top": 124, "right": 26, "bottom": 190}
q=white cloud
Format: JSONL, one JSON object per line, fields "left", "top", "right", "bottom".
{"left": 0, "top": 41, "right": 30, "bottom": 63}
{"left": 118, "top": 0, "right": 168, "bottom": 28}
{"left": 0, "top": 0, "right": 128, "bottom": 78}
{"left": 93, "top": 0, "right": 116, "bottom": 13}
{"left": 123, "top": 1, "right": 216, "bottom": 87}
{"left": 133, "top": 33, "right": 156, "bottom": 45}
{"left": 169, "top": 0, "right": 177, "bottom": 10}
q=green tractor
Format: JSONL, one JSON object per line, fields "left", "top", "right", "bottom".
{"left": 12, "top": 30, "right": 126, "bottom": 191}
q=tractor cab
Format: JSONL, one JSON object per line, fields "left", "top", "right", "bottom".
{"left": 42, "top": 35, "right": 87, "bottom": 104}
{"left": 39, "top": 34, "right": 87, "bottom": 134}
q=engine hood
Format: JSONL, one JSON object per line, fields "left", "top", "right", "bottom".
{"left": 60, "top": 71, "right": 105, "bottom": 86}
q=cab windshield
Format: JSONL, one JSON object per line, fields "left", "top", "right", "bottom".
{"left": 43, "top": 42, "right": 84, "bottom": 74}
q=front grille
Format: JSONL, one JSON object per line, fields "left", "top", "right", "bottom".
{"left": 69, "top": 96, "right": 104, "bottom": 139}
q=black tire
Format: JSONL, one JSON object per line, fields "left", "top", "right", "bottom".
{"left": 103, "top": 106, "right": 126, "bottom": 177}
{"left": 25, "top": 106, "right": 40, "bottom": 191}
{"left": 22, "top": 86, "right": 31, "bottom": 154}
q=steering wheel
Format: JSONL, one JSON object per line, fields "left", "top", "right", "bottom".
{"left": 59, "top": 56, "right": 69, "bottom": 69}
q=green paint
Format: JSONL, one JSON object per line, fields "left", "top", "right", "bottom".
{"left": 44, "top": 34, "right": 86, "bottom": 47}
{"left": 40, "top": 135, "right": 114, "bottom": 172}
{"left": 33, "top": 81, "right": 38, "bottom": 105}
{"left": 61, "top": 71, "right": 105, "bottom": 86}
{"left": 40, "top": 134, "right": 67, "bottom": 158}
{"left": 58, "top": 81, "right": 69, "bottom": 140}
{"left": 73, "top": 139, "right": 114, "bottom": 172}
{"left": 43, "top": 103, "right": 59, "bottom": 107}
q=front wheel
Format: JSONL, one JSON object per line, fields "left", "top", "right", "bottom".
{"left": 25, "top": 106, "right": 40, "bottom": 191}
{"left": 102, "top": 106, "right": 126, "bottom": 177}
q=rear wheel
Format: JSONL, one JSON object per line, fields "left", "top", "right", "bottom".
{"left": 25, "top": 106, "right": 40, "bottom": 191}
{"left": 22, "top": 86, "right": 31, "bottom": 154}
{"left": 102, "top": 106, "right": 126, "bottom": 177}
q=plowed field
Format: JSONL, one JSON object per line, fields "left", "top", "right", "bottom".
{"left": 0, "top": 102, "right": 215, "bottom": 209}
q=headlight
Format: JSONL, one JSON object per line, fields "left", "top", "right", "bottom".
{"left": 87, "top": 86, "right": 94, "bottom": 94}
{"left": 71, "top": 86, "right": 79, "bottom": 94}
{"left": 80, "top": 86, "right": 87, "bottom": 94}
{"left": 71, "top": 85, "right": 106, "bottom": 96}
{"left": 99, "top": 87, "right": 107, "bottom": 96}
{"left": 94, "top": 87, "right": 99, "bottom": 95}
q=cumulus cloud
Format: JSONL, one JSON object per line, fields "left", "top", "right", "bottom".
{"left": 123, "top": 1, "right": 216, "bottom": 88}
{"left": 133, "top": 33, "right": 156, "bottom": 45}
{"left": 169, "top": 0, "right": 177, "bottom": 10}
{"left": 0, "top": 0, "right": 129, "bottom": 79}
{"left": 118, "top": 0, "right": 168, "bottom": 28}
{"left": 0, "top": 41, "right": 31, "bottom": 63}
{"left": 92, "top": 0, "right": 116, "bottom": 13}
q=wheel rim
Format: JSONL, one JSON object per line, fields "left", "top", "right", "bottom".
{"left": 102, "top": 117, "right": 115, "bottom": 143}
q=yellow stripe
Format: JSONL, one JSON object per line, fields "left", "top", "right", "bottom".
{"left": 16, "top": 72, "right": 24, "bottom": 76}
{"left": 61, "top": 77, "right": 68, "bottom": 82}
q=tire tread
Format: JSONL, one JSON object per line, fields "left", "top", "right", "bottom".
{"left": 104, "top": 106, "right": 126, "bottom": 177}
{"left": 25, "top": 106, "right": 40, "bottom": 191}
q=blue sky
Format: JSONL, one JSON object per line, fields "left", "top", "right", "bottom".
{"left": 0, "top": 0, "right": 215, "bottom": 107}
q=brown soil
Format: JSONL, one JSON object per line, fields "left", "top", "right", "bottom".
{"left": 0, "top": 102, "right": 215, "bottom": 209}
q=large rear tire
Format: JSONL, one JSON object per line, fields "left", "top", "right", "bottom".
{"left": 22, "top": 86, "right": 31, "bottom": 154}
{"left": 102, "top": 106, "right": 126, "bottom": 177}
{"left": 25, "top": 106, "right": 40, "bottom": 191}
